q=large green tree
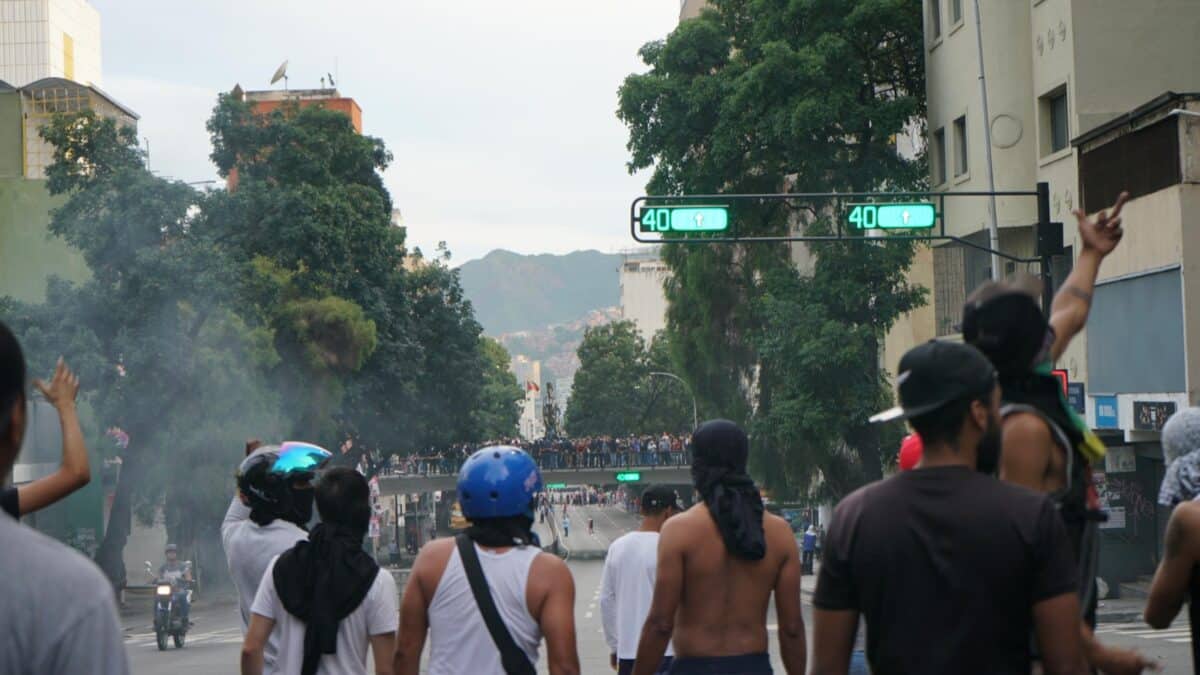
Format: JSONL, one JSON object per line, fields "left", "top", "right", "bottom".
{"left": 565, "top": 322, "right": 692, "bottom": 437}
{"left": 473, "top": 336, "right": 523, "bottom": 440}
{"left": 619, "top": 0, "right": 927, "bottom": 497}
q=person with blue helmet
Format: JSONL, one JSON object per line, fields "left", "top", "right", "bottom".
{"left": 222, "top": 440, "right": 332, "bottom": 671}
{"left": 395, "top": 446, "right": 580, "bottom": 675}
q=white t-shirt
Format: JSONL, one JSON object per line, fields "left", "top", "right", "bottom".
{"left": 251, "top": 556, "right": 398, "bottom": 675}
{"left": 600, "top": 531, "right": 673, "bottom": 660}
{"left": 222, "top": 497, "right": 309, "bottom": 666}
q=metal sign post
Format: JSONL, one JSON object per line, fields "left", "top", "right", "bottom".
{"left": 629, "top": 182, "right": 1063, "bottom": 315}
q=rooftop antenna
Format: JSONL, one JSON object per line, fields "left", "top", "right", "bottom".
{"left": 327, "top": 72, "right": 336, "bottom": 89}
{"left": 270, "top": 60, "right": 289, "bottom": 90}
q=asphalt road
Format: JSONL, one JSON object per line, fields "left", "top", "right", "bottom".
{"left": 122, "top": 503, "right": 1197, "bottom": 673}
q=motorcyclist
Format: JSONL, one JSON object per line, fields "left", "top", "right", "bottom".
{"left": 159, "top": 544, "right": 192, "bottom": 623}
{"left": 222, "top": 441, "right": 332, "bottom": 671}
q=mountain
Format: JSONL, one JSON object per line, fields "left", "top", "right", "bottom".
{"left": 458, "top": 249, "right": 622, "bottom": 336}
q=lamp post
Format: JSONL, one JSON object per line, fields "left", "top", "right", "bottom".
{"left": 648, "top": 371, "right": 699, "bottom": 431}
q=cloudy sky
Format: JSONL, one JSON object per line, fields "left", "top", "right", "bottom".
{"left": 90, "top": 0, "right": 678, "bottom": 263}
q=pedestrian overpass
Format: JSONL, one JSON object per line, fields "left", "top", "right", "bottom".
{"left": 377, "top": 465, "right": 693, "bottom": 494}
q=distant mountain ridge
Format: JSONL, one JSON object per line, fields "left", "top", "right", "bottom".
{"left": 458, "top": 249, "right": 621, "bottom": 336}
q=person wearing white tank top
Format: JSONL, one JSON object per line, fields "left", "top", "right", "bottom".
{"left": 395, "top": 446, "right": 580, "bottom": 675}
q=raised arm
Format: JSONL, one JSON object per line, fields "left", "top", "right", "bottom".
{"left": 1049, "top": 192, "right": 1127, "bottom": 361}
{"left": 16, "top": 359, "right": 89, "bottom": 516}
{"left": 632, "top": 520, "right": 684, "bottom": 675}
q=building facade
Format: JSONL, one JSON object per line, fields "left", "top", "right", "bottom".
{"left": 618, "top": 248, "right": 670, "bottom": 341}
{"left": 912, "top": 0, "right": 1200, "bottom": 588}
{"left": 0, "top": 0, "right": 101, "bottom": 87}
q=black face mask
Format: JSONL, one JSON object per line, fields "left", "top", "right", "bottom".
{"left": 977, "top": 415, "right": 1003, "bottom": 475}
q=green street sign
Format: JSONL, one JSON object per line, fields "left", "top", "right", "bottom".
{"left": 546, "top": 482, "right": 567, "bottom": 489}
{"left": 639, "top": 206, "right": 729, "bottom": 233}
{"left": 846, "top": 203, "right": 936, "bottom": 230}
{"left": 614, "top": 471, "right": 642, "bottom": 483}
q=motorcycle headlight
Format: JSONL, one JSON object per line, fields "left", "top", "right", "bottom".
{"left": 156, "top": 585, "right": 172, "bottom": 596}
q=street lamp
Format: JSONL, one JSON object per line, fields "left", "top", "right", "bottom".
{"left": 648, "top": 371, "right": 699, "bottom": 431}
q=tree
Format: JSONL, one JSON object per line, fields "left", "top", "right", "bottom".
{"left": 619, "top": 0, "right": 928, "bottom": 497}
{"left": 565, "top": 321, "right": 648, "bottom": 437}
{"left": 473, "top": 337, "right": 523, "bottom": 440}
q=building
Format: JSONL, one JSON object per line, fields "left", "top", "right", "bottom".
{"left": 510, "top": 355, "right": 545, "bottom": 440}
{"left": 235, "top": 86, "right": 362, "bottom": 133}
{"left": 618, "top": 249, "right": 670, "bottom": 341}
{"left": 912, "top": 0, "right": 1200, "bottom": 587}
{"left": 0, "top": 0, "right": 102, "bottom": 87}
{"left": 679, "top": 0, "right": 706, "bottom": 22}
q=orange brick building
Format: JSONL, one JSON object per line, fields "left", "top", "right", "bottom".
{"left": 226, "top": 85, "right": 363, "bottom": 188}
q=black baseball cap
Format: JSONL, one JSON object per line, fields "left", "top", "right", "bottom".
{"left": 641, "top": 485, "right": 683, "bottom": 511}
{"left": 869, "top": 340, "right": 998, "bottom": 424}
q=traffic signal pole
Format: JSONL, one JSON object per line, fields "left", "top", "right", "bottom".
{"left": 630, "top": 182, "right": 1063, "bottom": 317}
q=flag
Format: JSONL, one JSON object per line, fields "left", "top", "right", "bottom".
{"left": 527, "top": 381, "right": 540, "bottom": 393}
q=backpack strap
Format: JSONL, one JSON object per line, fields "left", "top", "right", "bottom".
{"left": 455, "top": 534, "right": 537, "bottom": 675}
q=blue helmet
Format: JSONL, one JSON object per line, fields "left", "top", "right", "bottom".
{"left": 457, "top": 446, "right": 542, "bottom": 519}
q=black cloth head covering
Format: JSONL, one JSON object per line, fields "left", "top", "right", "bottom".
{"left": 273, "top": 523, "right": 380, "bottom": 675}
{"left": 691, "top": 419, "right": 765, "bottom": 560}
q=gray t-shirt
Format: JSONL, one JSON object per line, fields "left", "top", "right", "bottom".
{"left": 221, "top": 497, "right": 308, "bottom": 668}
{"left": 0, "top": 512, "right": 129, "bottom": 674}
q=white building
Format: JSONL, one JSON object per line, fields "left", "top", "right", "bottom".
{"left": 510, "top": 355, "right": 545, "bottom": 440}
{"left": 619, "top": 249, "right": 670, "bottom": 341}
{"left": 0, "top": 0, "right": 102, "bottom": 88}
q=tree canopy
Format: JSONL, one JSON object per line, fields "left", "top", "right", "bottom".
{"left": 618, "top": 0, "right": 928, "bottom": 498}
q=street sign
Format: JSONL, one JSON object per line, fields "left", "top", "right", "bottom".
{"left": 546, "top": 482, "right": 567, "bottom": 489}
{"left": 845, "top": 203, "right": 936, "bottom": 230}
{"left": 614, "top": 471, "right": 642, "bottom": 483}
{"left": 639, "top": 206, "right": 729, "bottom": 233}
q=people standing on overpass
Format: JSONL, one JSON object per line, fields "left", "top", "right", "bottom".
{"left": 602, "top": 485, "right": 681, "bottom": 675}
{"left": 632, "top": 420, "right": 805, "bottom": 675}
{"left": 395, "top": 446, "right": 579, "bottom": 675}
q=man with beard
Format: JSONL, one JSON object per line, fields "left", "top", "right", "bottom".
{"left": 962, "top": 192, "right": 1154, "bottom": 674}
{"left": 631, "top": 420, "right": 805, "bottom": 675}
{"left": 241, "top": 467, "right": 397, "bottom": 675}
{"left": 811, "top": 340, "right": 1086, "bottom": 674}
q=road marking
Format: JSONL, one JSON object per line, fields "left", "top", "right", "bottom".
{"left": 585, "top": 612, "right": 593, "bottom": 619}
{"left": 1096, "top": 624, "right": 1192, "bottom": 643}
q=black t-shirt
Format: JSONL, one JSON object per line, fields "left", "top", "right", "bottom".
{"left": 814, "top": 465, "right": 1077, "bottom": 675}
{"left": 1, "top": 486, "right": 18, "bottom": 519}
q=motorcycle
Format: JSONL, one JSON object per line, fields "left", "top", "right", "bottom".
{"left": 144, "top": 560, "right": 193, "bottom": 651}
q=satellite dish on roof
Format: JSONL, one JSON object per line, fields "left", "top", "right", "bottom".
{"left": 270, "top": 60, "right": 289, "bottom": 88}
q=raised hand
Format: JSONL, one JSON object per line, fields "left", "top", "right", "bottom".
{"left": 34, "top": 357, "right": 80, "bottom": 410}
{"left": 1073, "top": 191, "right": 1128, "bottom": 257}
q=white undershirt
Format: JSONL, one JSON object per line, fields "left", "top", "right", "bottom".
{"left": 600, "top": 531, "right": 674, "bottom": 660}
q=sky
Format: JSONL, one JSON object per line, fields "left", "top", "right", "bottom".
{"left": 90, "top": 0, "right": 679, "bottom": 264}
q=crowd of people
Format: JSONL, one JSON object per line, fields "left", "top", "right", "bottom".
{"left": 384, "top": 433, "right": 695, "bottom": 476}
{"left": 8, "top": 192, "right": 1200, "bottom": 674}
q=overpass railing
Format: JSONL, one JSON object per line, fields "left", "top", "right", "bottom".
{"left": 379, "top": 449, "right": 694, "bottom": 478}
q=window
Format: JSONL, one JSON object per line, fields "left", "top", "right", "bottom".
{"left": 929, "top": 1, "right": 942, "bottom": 38}
{"left": 932, "top": 127, "right": 947, "bottom": 185}
{"left": 951, "top": 0, "right": 963, "bottom": 24}
{"left": 953, "top": 116, "right": 968, "bottom": 176}
{"left": 1039, "top": 87, "right": 1069, "bottom": 156}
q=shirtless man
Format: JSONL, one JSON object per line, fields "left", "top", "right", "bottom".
{"left": 962, "top": 192, "right": 1153, "bottom": 674}
{"left": 632, "top": 420, "right": 805, "bottom": 675}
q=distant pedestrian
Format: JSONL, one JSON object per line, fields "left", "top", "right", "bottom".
{"left": 588, "top": 518, "right": 595, "bottom": 536}
{"left": 563, "top": 515, "right": 570, "bottom": 538}
{"left": 801, "top": 526, "right": 816, "bottom": 575}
